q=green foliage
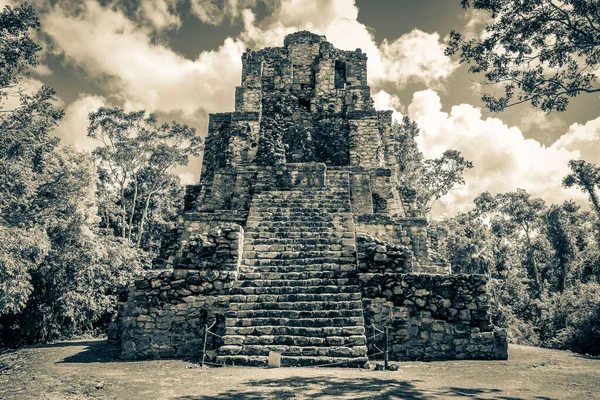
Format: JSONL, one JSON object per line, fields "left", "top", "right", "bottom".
{"left": 447, "top": 0, "right": 600, "bottom": 112}
{"left": 436, "top": 185, "right": 600, "bottom": 355}
{"left": 0, "top": 145, "right": 144, "bottom": 347}
{"left": 0, "top": 227, "right": 48, "bottom": 315}
{"left": 430, "top": 212, "right": 494, "bottom": 274}
{"left": 0, "top": 4, "right": 143, "bottom": 347}
{"left": 392, "top": 116, "right": 473, "bottom": 213}
{"left": 0, "top": 2, "right": 63, "bottom": 227}
{"left": 475, "top": 189, "right": 547, "bottom": 291}
{"left": 88, "top": 107, "right": 202, "bottom": 248}
{"left": 563, "top": 159, "right": 600, "bottom": 219}
{"left": 0, "top": 3, "right": 40, "bottom": 94}
{"left": 540, "top": 282, "right": 600, "bottom": 355}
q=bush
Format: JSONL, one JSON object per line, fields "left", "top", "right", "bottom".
{"left": 540, "top": 282, "right": 600, "bottom": 355}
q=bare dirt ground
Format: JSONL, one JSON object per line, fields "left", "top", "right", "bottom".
{"left": 1, "top": 339, "right": 599, "bottom": 399}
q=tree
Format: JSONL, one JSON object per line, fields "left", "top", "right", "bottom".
{"left": 88, "top": 107, "right": 203, "bottom": 248}
{"left": 475, "top": 189, "right": 547, "bottom": 292}
{"left": 0, "top": 3, "right": 142, "bottom": 346}
{"left": 0, "top": 4, "right": 64, "bottom": 226}
{"left": 430, "top": 211, "right": 494, "bottom": 274}
{"left": 0, "top": 3, "right": 41, "bottom": 103}
{"left": 392, "top": 116, "right": 473, "bottom": 213}
{"left": 546, "top": 203, "right": 578, "bottom": 291}
{"left": 1, "top": 146, "right": 144, "bottom": 346}
{"left": 563, "top": 159, "right": 600, "bottom": 219}
{"left": 446, "top": 0, "right": 600, "bottom": 112}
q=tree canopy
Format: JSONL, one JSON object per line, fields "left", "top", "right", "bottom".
{"left": 392, "top": 116, "right": 473, "bottom": 213}
{"left": 446, "top": 0, "right": 600, "bottom": 112}
{"left": 88, "top": 107, "right": 203, "bottom": 247}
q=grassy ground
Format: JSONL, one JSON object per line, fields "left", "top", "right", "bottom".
{"left": 1, "top": 339, "right": 599, "bottom": 399}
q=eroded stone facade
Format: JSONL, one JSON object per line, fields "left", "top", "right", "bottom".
{"left": 111, "top": 31, "right": 507, "bottom": 365}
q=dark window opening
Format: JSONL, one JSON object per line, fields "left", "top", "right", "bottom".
{"left": 334, "top": 60, "right": 346, "bottom": 89}
{"left": 299, "top": 97, "right": 311, "bottom": 111}
{"left": 372, "top": 193, "right": 387, "bottom": 214}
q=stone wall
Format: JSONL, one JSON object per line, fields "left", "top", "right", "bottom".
{"left": 109, "top": 224, "right": 243, "bottom": 359}
{"left": 356, "top": 233, "right": 414, "bottom": 274}
{"left": 359, "top": 273, "right": 508, "bottom": 361}
{"left": 112, "top": 269, "right": 232, "bottom": 360}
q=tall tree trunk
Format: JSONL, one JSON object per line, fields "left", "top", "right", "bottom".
{"left": 136, "top": 192, "right": 153, "bottom": 247}
{"left": 120, "top": 184, "right": 126, "bottom": 238}
{"left": 585, "top": 183, "right": 600, "bottom": 219}
{"left": 528, "top": 248, "right": 541, "bottom": 292}
{"left": 128, "top": 177, "right": 138, "bottom": 241}
{"left": 525, "top": 233, "right": 541, "bottom": 294}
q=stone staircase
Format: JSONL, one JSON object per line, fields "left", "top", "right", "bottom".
{"left": 216, "top": 173, "right": 369, "bottom": 367}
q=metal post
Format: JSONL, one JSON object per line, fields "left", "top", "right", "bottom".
{"left": 384, "top": 326, "right": 389, "bottom": 370}
{"left": 201, "top": 324, "right": 208, "bottom": 368}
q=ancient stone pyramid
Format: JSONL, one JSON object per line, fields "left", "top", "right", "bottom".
{"left": 111, "top": 31, "right": 508, "bottom": 366}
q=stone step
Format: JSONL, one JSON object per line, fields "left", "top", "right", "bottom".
{"left": 251, "top": 203, "right": 351, "bottom": 210}
{"left": 252, "top": 195, "right": 350, "bottom": 201}
{"left": 243, "top": 243, "right": 351, "bottom": 252}
{"left": 234, "top": 277, "right": 355, "bottom": 287}
{"left": 229, "top": 292, "right": 362, "bottom": 303}
{"left": 245, "top": 223, "right": 347, "bottom": 230}
{"left": 223, "top": 334, "right": 366, "bottom": 347}
{"left": 239, "top": 264, "right": 357, "bottom": 274}
{"left": 248, "top": 238, "right": 356, "bottom": 246}
{"left": 242, "top": 250, "right": 352, "bottom": 260}
{"left": 245, "top": 231, "right": 353, "bottom": 239}
{"left": 241, "top": 265, "right": 356, "bottom": 273}
{"left": 238, "top": 271, "right": 352, "bottom": 280}
{"left": 225, "top": 316, "right": 365, "bottom": 328}
{"left": 249, "top": 208, "right": 352, "bottom": 215}
{"left": 228, "top": 300, "right": 362, "bottom": 311}
{"left": 226, "top": 309, "right": 363, "bottom": 319}
{"left": 225, "top": 325, "right": 366, "bottom": 337}
{"left": 242, "top": 258, "right": 356, "bottom": 267}
{"left": 252, "top": 192, "right": 350, "bottom": 198}
{"left": 247, "top": 212, "right": 353, "bottom": 218}
{"left": 246, "top": 220, "right": 352, "bottom": 226}
{"left": 219, "top": 344, "right": 368, "bottom": 358}
{"left": 215, "top": 355, "right": 368, "bottom": 368}
{"left": 230, "top": 285, "right": 359, "bottom": 295}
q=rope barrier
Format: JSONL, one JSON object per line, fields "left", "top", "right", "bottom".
{"left": 198, "top": 320, "right": 392, "bottom": 369}
{"left": 371, "top": 322, "right": 384, "bottom": 333}
{"left": 206, "top": 330, "right": 225, "bottom": 339}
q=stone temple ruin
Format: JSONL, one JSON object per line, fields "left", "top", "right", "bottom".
{"left": 110, "top": 31, "right": 508, "bottom": 366}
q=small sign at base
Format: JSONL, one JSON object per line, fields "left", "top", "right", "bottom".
{"left": 268, "top": 351, "right": 281, "bottom": 368}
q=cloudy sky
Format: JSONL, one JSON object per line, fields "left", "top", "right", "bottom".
{"left": 6, "top": 0, "right": 600, "bottom": 215}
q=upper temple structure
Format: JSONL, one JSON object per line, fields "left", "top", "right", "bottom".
{"left": 110, "top": 31, "right": 508, "bottom": 366}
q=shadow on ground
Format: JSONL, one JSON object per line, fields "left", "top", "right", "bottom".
{"left": 50, "top": 341, "right": 559, "bottom": 400}
{"left": 58, "top": 340, "right": 122, "bottom": 363}
{"left": 173, "top": 376, "right": 550, "bottom": 400}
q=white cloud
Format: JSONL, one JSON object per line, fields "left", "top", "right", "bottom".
{"left": 32, "top": 63, "right": 53, "bottom": 76}
{"left": 552, "top": 116, "right": 600, "bottom": 165}
{"left": 53, "top": 94, "right": 106, "bottom": 150}
{"left": 405, "top": 90, "right": 586, "bottom": 215}
{"left": 190, "top": 0, "right": 257, "bottom": 25}
{"left": 375, "top": 30, "right": 459, "bottom": 90}
{"left": 40, "top": 0, "right": 458, "bottom": 128}
{"left": 177, "top": 171, "right": 197, "bottom": 185}
{"left": 43, "top": 1, "right": 244, "bottom": 119}
{"left": 138, "top": 0, "right": 181, "bottom": 30}
{"left": 240, "top": 1, "right": 455, "bottom": 89}
{"left": 461, "top": 9, "right": 493, "bottom": 41}
{"left": 372, "top": 90, "right": 403, "bottom": 121}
